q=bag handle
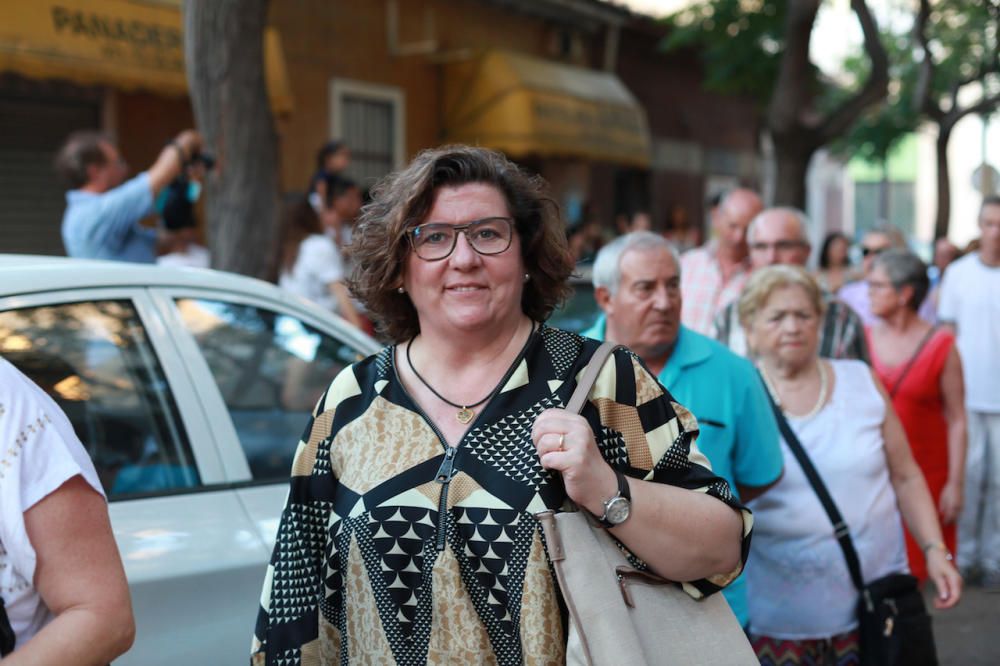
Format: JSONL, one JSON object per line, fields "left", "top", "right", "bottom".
{"left": 566, "top": 342, "right": 624, "bottom": 415}
{"left": 761, "top": 378, "right": 867, "bottom": 593}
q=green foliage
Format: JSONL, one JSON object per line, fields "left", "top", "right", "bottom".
{"left": 920, "top": 0, "right": 999, "bottom": 111}
{"left": 834, "top": 0, "right": 998, "bottom": 167}
{"left": 831, "top": 29, "right": 921, "bottom": 164}
{"left": 661, "top": 0, "right": 787, "bottom": 105}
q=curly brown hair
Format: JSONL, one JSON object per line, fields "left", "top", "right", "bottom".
{"left": 348, "top": 145, "right": 574, "bottom": 342}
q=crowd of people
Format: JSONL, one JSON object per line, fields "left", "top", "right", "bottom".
{"left": 3, "top": 132, "right": 995, "bottom": 663}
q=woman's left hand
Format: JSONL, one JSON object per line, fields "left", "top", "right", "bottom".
{"left": 926, "top": 548, "right": 963, "bottom": 610}
{"left": 532, "top": 408, "right": 617, "bottom": 515}
{"left": 938, "top": 481, "right": 963, "bottom": 525}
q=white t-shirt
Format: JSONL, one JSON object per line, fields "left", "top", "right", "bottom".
{"left": 746, "top": 360, "right": 908, "bottom": 639}
{"left": 0, "top": 358, "right": 105, "bottom": 646}
{"left": 156, "top": 244, "right": 211, "bottom": 269}
{"left": 278, "top": 232, "right": 345, "bottom": 313}
{"left": 938, "top": 253, "right": 1000, "bottom": 412}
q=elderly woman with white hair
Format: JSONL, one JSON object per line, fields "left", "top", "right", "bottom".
{"left": 739, "top": 265, "right": 961, "bottom": 665}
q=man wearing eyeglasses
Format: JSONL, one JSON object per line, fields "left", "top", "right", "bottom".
{"left": 55, "top": 129, "right": 201, "bottom": 263}
{"left": 713, "top": 207, "right": 869, "bottom": 361}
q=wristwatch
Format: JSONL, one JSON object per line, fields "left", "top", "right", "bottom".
{"left": 593, "top": 470, "right": 631, "bottom": 528}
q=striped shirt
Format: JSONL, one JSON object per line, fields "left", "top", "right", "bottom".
{"left": 713, "top": 292, "right": 870, "bottom": 362}
{"left": 680, "top": 243, "right": 752, "bottom": 336}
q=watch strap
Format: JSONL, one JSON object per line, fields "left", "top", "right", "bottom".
{"left": 594, "top": 469, "right": 630, "bottom": 527}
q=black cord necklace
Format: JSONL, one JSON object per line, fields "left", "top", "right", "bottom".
{"left": 406, "top": 322, "right": 536, "bottom": 424}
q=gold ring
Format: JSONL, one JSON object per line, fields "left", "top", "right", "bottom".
{"left": 557, "top": 433, "right": 565, "bottom": 452}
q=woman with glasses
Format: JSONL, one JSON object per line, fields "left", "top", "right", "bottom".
{"left": 866, "top": 249, "right": 967, "bottom": 583}
{"left": 251, "top": 146, "right": 750, "bottom": 664}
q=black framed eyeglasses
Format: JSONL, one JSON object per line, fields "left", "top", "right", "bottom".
{"left": 861, "top": 246, "right": 886, "bottom": 257}
{"left": 408, "top": 217, "right": 514, "bottom": 261}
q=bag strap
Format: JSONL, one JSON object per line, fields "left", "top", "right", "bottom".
{"left": 888, "top": 326, "right": 938, "bottom": 398}
{"left": 566, "top": 341, "right": 624, "bottom": 415}
{"left": 761, "top": 378, "right": 866, "bottom": 592}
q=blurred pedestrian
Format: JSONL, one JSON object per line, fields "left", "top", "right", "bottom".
{"left": 939, "top": 196, "right": 1000, "bottom": 589}
{"left": 252, "top": 146, "right": 749, "bottom": 664}
{"left": 0, "top": 356, "right": 135, "bottom": 662}
{"left": 866, "top": 249, "right": 967, "bottom": 583}
{"left": 922, "top": 238, "right": 961, "bottom": 322}
{"left": 738, "top": 266, "right": 961, "bottom": 663}
{"left": 307, "top": 139, "right": 351, "bottom": 212}
{"left": 583, "top": 230, "right": 782, "bottom": 629}
{"left": 680, "top": 188, "right": 762, "bottom": 335}
{"left": 55, "top": 129, "right": 202, "bottom": 263}
{"left": 714, "top": 207, "right": 868, "bottom": 361}
{"left": 277, "top": 195, "right": 364, "bottom": 329}
{"left": 837, "top": 223, "right": 938, "bottom": 324}
{"left": 815, "top": 231, "right": 855, "bottom": 293}
{"left": 155, "top": 159, "right": 210, "bottom": 269}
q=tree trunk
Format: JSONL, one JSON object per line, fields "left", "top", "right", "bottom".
{"left": 771, "top": 140, "right": 812, "bottom": 209}
{"left": 879, "top": 161, "right": 890, "bottom": 223}
{"left": 184, "top": 0, "right": 278, "bottom": 279}
{"left": 934, "top": 127, "right": 952, "bottom": 240}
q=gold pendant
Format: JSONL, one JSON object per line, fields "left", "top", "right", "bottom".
{"left": 456, "top": 407, "right": 474, "bottom": 424}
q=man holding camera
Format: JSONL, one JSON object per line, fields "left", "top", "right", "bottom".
{"left": 55, "top": 129, "right": 203, "bottom": 263}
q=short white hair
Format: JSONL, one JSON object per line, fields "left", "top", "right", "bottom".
{"left": 746, "top": 207, "right": 810, "bottom": 244}
{"left": 592, "top": 231, "right": 681, "bottom": 296}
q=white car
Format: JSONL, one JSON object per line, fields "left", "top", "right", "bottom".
{"left": 0, "top": 255, "right": 380, "bottom": 664}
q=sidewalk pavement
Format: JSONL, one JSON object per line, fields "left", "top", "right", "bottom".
{"left": 932, "top": 585, "right": 999, "bottom": 664}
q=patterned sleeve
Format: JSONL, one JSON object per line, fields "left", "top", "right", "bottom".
{"left": 579, "top": 347, "right": 753, "bottom": 599}
{"left": 251, "top": 365, "right": 361, "bottom": 665}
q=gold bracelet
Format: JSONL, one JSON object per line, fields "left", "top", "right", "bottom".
{"left": 922, "top": 541, "right": 954, "bottom": 561}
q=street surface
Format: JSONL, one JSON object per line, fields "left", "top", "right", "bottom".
{"left": 933, "top": 585, "right": 999, "bottom": 664}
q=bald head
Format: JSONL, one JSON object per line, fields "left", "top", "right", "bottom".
{"left": 714, "top": 188, "right": 763, "bottom": 255}
{"left": 747, "top": 207, "right": 811, "bottom": 269}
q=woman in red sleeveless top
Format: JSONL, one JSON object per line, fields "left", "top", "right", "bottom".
{"left": 866, "top": 249, "right": 968, "bottom": 582}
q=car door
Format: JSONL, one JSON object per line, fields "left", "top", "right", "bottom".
{"left": 151, "top": 288, "right": 379, "bottom": 553}
{"left": 0, "top": 288, "right": 272, "bottom": 665}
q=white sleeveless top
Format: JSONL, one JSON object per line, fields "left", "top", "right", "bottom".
{"left": 746, "top": 359, "right": 908, "bottom": 639}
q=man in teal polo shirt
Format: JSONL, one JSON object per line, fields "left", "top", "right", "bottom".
{"left": 582, "top": 231, "right": 782, "bottom": 628}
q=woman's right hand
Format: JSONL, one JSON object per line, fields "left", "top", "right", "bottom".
{"left": 927, "top": 548, "right": 962, "bottom": 610}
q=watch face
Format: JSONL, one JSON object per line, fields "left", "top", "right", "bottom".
{"left": 605, "top": 497, "right": 631, "bottom": 525}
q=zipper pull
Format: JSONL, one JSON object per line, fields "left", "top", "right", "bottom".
{"left": 435, "top": 447, "right": 458, "bottom": 484}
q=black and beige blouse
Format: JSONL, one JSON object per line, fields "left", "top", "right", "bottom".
{"left": 252, "top": 325, "right": 750, "bottom": 665}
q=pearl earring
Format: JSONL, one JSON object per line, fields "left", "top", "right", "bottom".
{"left": 523, "top": 273, "right": 530, "bottom": 283}
{"left": 397, "top": 286, "right": 405, "bottom": 294}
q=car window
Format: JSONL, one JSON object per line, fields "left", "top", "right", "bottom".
{"left": 176, "top": 298, "right": 361, "bottom": 481}
{"left": 548, "top": 281, "right": 599, "bottom": 334}
{"left": 0, "top": 300, "right": 200, "bottom": 499}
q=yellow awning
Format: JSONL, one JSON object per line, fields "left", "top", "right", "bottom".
{"left": 0, "top": 0, "right": 294, "bottom": 115}
{"left": 444, "top": 51, "right": 651, "bottom": 167}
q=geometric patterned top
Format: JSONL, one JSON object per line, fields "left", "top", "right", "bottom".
{"left": 251, "top": 325, "right": 750, "bottom": 665}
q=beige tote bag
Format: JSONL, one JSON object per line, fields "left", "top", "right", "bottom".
{"left": 535, "top": 341, "right": 757, "bottom": 666}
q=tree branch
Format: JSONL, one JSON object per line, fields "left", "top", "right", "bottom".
{"left": 943, "top": 91, "right": 1000, "bottom": 132}
{"left": 817, "top": 0, "right": 888, "bottom": 143}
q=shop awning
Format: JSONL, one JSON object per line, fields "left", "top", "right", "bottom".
{"left": 0, "top": 0, "right": 294, "bottom": 114}
{"left": 443, "top": 51, "right": 650, "bottom": 167}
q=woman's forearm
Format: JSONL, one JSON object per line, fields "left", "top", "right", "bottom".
{"left": 893, "top": 471, "right": 944, "bottom": 549}
{"left": 5, "top": 605, "right": 134, "bottom": 665}
{"left": 610, "top": 479, "right": 744, "bottom": 582}
{"left": 945, "top": 415, "right": 967, "bottom": 487}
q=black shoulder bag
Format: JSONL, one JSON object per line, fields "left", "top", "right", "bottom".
{"left": 0, "top": 596, "right": 15, "bottom": 656}
{"left": 764, "top": 386, "right": 936, "bottom": 666}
